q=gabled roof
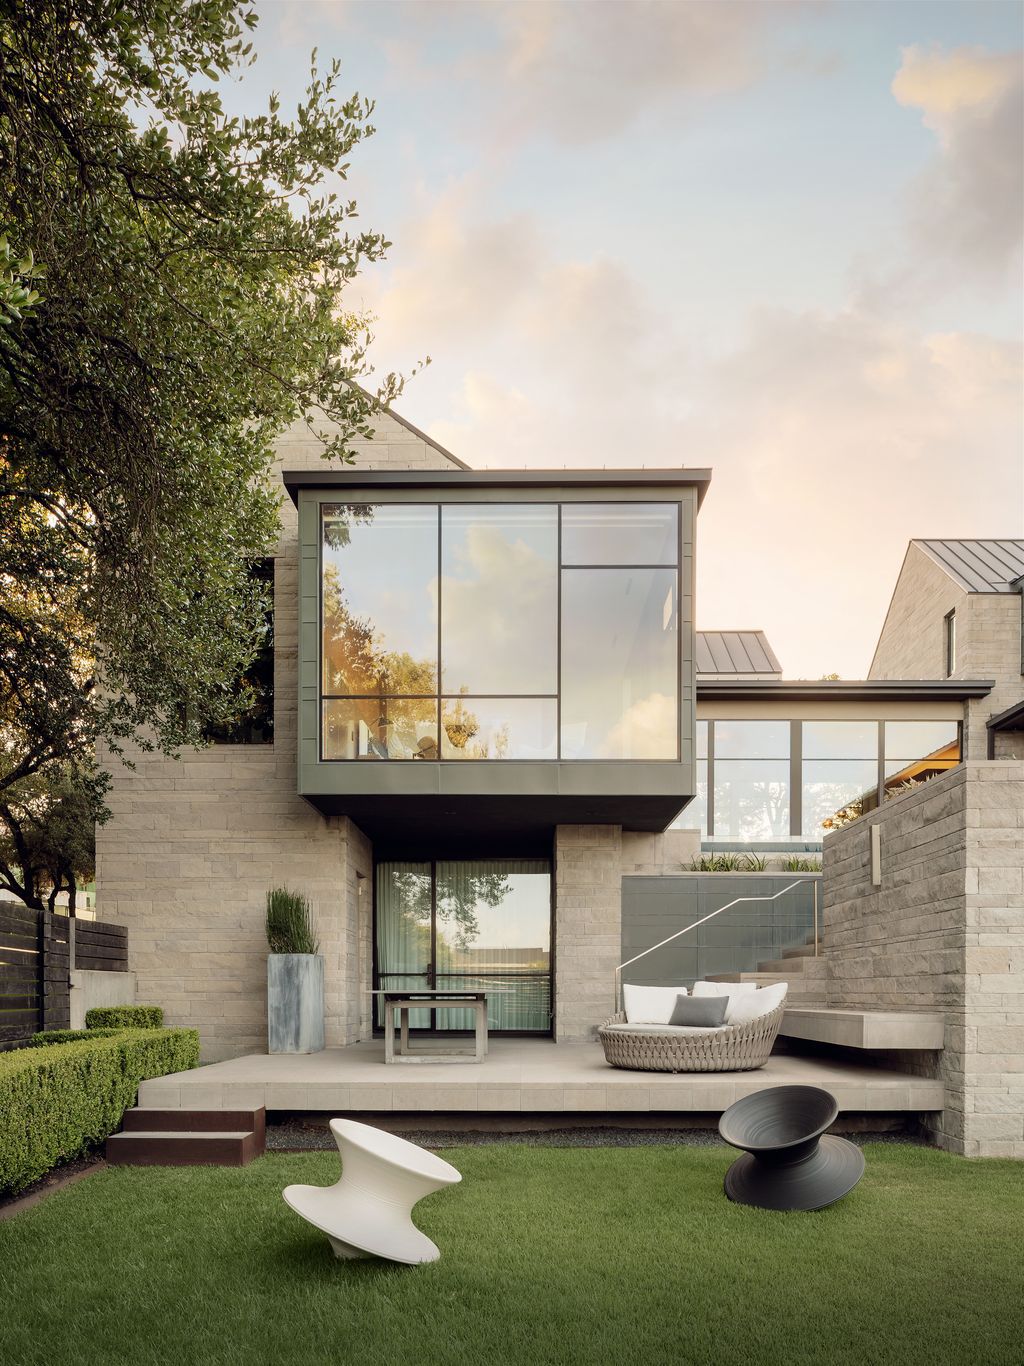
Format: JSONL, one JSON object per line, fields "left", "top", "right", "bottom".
{"left": 696, "top": 631, "right": 781, "bottom": 677}
{"left": 915, "top": 539, "right": 1024, "bottom": 593}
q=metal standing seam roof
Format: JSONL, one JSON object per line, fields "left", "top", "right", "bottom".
{"left": 696, "top": 631, "right": 782, "bottom": 676}
{"left": 916, "top": 539, "right": 1024, "bottom": 593}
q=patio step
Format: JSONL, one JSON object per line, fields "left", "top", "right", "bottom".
{"left": 106, "top": 1108, "right": 266, "bottom": 1167}
{"left": 705, "top": 969, "right": 827, "bottom": 1005}
{"left": 756, "top": 954, "right": 822, "bottom": 974}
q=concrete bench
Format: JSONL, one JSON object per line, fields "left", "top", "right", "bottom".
{"left": 780, "top": 1008, "right": 945, "bottom": 1051}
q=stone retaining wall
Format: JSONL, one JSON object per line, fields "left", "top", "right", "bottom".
{"left": 823, "top": 762, "right": 1024, "bottom": 1157}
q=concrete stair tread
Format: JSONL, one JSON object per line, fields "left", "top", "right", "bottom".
{"left": 108, "top": 1130, "right": 251, "bottom": 1140}
{"left": 707, "top": 971, "right": 824, "bottom": 983}
{"left": 781, "top": 1007, "right": 945, "bottom": 1051}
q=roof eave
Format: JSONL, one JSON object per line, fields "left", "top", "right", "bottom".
{"left": 697, "top": 679, "right": 994, "bottom": 702}
{"left": 283, "top": 467, "right": 714, "bottom": 508}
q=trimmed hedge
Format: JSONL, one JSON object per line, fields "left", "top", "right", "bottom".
{"left": 85, "top": 1005, "right": 163, "bottom": 1030}
{"left": 30, "top": 1028, "right": 125, "bottom": 1046}
{"left": 0, "top": 1027, "right": 199, "bottom": 1194}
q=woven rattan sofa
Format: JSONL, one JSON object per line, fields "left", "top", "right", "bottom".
{"left": 598, "top": 1002, "right": 785, "bottom": 1073}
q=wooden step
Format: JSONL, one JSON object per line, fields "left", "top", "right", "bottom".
{"left": 121, "top": 1108, "right": 266, "bottom": 1145}
{"left": 106, "top": 1107, "right": 266, "bottom": 1167}
{"left": 106, "top": 1130, "right": 260, "bottom": 1167}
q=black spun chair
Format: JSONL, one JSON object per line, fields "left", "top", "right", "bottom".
{"left": 718, "top": 1085, "right": 864, "bottom": 1211}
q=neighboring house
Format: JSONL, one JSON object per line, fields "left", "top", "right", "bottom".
{"left": 868, "top": 539, "right": 1024, "bottom": 760}
{"left": 94, "top": 416, "right": 1008, "bottom": 1071}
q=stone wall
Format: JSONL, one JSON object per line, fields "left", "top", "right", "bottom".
{"left": 95, "top": 412, "right": 463, "bottom": 1061}
{"left": 868, "top": 542, "right": 1024, "bottom": 760}
{"left": 961, "top": 594, "right": 1024, "bottom": 759}
{"left": 554, "top": 824, "right": 622, "bottom": 1040}
{"left": 868, "top": 543, "right": 964, "bottom": 684}
{"left": 823, "top": 762, "right": 1024, "bottom": 1157}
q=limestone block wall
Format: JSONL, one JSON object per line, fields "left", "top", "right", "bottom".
{"left": 869, "top": 542, "right": 1023, "bottom": 760}
{"left": 869, "top": 544, "right": 964, "bottom": 683}
{"left": 620, "top": 828, "right": 700, "bottom": 874}
{"left": 823, "top": 762, "right": 1024, "bottom": 1157}
{"left": 554, "top": 824, "right": 622, "bottom": 1040}
{"left": 961, "top": 594, "right": 1024, "bottom": 759}
{"left": 95, "top": 412, "right": 462, "bottom": 1061}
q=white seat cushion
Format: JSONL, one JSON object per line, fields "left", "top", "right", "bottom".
{"left": 622, "top": 984, "right": 687, "bottom": 1025}
{"left": 604, "top": 1022, "right": 728, "bottom": 1036}
{"left": 724, "top": 981, "right": 788, "bottom": 1025}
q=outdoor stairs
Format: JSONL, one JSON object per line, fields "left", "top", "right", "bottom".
{"left": 105, "top": 1108, "right": 266, "bottom": 1167}
{"left": 707, "top": 935, "right": 828, "bottom": 1005}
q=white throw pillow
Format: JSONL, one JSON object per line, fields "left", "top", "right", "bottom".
{"left": 725, "top": 981, "right": 788, "bottom": 1025}
{"left": 622, "top": 984, "right": 688, "bottom": 1025}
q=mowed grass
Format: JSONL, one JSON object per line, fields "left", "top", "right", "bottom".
{"left": 1, "top": 1144, "right": 1022, "bottom": 1366}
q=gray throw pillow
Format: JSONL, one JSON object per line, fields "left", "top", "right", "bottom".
{"left": 668, "top": 993, "right": 728, "bottom": 1027}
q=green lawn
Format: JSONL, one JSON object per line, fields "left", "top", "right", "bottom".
{"left": 1, "top": 1145, "right": 1021, "bottom": 1366}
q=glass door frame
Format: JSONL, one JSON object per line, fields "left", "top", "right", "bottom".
{"left": 372, "top": 857, "right": 555, "bottom": 1037}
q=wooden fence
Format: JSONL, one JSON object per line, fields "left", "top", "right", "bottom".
{"left": 0, "top": 902, "right": 127, "bottom": 1048}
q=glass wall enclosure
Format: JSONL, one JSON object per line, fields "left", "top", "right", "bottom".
{"left": 677, "top": 717, "right": 961, "bottom": 844}
{"left": 622, "top": 875, "right": 819, "bottom": 986}
{"left": 321, "top": 502, "right": 680, "bottom": 762}
{"left": 375, "top": 860, "right": 552, "bottom": 1032}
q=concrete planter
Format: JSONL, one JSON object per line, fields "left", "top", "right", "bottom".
{"left": 267, "top": 954, "right": 325, "bottom": 1054}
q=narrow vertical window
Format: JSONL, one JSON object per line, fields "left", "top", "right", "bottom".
{"left": 944, "top": 609, "right": 956, "bottom": 677}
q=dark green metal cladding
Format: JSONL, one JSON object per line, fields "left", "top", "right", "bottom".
{"left": 294, "top": 474, "right": 703, "bottom": 847}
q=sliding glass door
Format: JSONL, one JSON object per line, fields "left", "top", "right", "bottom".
{"left": 375, "top": 859, "right": 552, "bottom": 1033}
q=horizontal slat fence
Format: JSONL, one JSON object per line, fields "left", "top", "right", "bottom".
{"left": 74, "top": 918, "right": 128, "bottom": 972}
{"left": 0, "top": 901, "right": 41, "bottom": 1046}
{"left": 0, "top": 904, "right": 127, "bottom": 1048}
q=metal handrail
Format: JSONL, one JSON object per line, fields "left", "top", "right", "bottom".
{"left": 615, "top": 877, "right": 819, "bottom": 1011}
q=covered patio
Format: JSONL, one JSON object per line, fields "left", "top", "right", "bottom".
{"left": 138, "top": 1036, "right": 943, "bottom": 1118}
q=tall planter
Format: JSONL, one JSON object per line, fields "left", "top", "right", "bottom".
{"left": 267, "top": 954, "right": 325, "bottom": 1054}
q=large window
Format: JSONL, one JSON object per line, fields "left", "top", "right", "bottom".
{"left": 375, "top": 859, "right": 552, "bottom": 1032}
{"left": 801, "top": 721, "right": 879, "bottom": 838}
{"left": 713, "top": 721, "right": 790, "bottom": 841}
{"left": 320, "top": 501, "right": 680, "bottom": 760}
{"left": 674, "top": 717, "right": 962, "bottom": 844}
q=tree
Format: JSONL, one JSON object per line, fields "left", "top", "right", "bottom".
{"left": 0, "top": 0, "right": 409, "bottom": 830}
{"left": 0, "top": 768, "right": 97, "bottom": 912}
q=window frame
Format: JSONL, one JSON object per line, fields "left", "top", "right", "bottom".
{"left": 944, "top": 609, "right": 956, "bottom": 677}
{"left": 318, "top": 499, "right": 683, "bottom": 763}
{"left": 682, "top": 716, "right": 964, "bottom": 845}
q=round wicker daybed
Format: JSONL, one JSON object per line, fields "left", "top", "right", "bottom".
{"left": 598, "top": 1002, "right": 785, "bottom": 1073}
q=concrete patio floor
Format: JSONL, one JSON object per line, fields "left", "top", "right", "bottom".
{"left": 139, "top": 1037, "right": 944, "bottom": 1116}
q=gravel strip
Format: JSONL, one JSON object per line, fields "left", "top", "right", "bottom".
{"left": 266, "top": 1122, "right": 923, "bottom": 1151}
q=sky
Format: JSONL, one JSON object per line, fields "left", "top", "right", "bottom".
{"left": 227, "top": 1, "right": 1022, "bottom": 678}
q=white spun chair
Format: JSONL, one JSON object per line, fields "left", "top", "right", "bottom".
{"left": 283, "top": 1118, "right": 462, "bottom": 1264}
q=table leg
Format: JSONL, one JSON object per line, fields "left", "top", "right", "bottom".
{"left": 384, "top": 1000, "right": 395, "bottom": 1064}
{"left": 399, "top": 1007, "right": 410, "bottom": 1057}
{"left": 475, "top": 997, "right": 487, "bottom": 1061}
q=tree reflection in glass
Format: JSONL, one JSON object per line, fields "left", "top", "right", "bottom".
{"left": 321, "top": 505, "right": 438, "bottom": 696}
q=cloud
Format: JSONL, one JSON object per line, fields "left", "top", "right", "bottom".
{"left": 890, "top": 45, "right": 1023, "bottom": 281}
{"left": 490, "top": 0, "right": 772, "bottom": 144}
{"left": 601, "top": 692, "right": 676, "bottom": 760}
{"left": 423, "top": 301, "right": 1022, "bottom": 679}
{"left": 366, "top": 0, "right": 809, "bottom": 146}
{"left": 688, "top": 309, "right": 1023, "bottom": 678}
